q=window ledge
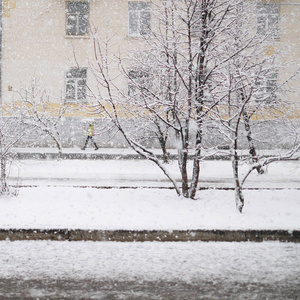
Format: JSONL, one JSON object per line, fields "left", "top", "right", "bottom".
{"left": 65, "top": 100, "right": 88, "bottom": 104}
{"left": 65, "top": 35, "right": 90, "bottom": 39}
{"left": 264, "top": 37, "right": 280, "bottom": 42}
{"left": 125, "top": 35, "right": 148, "bottom": 41}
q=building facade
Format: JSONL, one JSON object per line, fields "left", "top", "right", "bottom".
{"left": 1, "top": 0, "right": 146, "bottom": 111}
{"left": 0, "top": 0, "right": 299, "bottom": 147}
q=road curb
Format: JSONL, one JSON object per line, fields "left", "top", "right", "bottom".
{"left": 1, "top": 229, "right": 299, "bottom": 242}
{"left": 14, "top": 152, "right": 222, "bottom": 160}
{"left": 16, "top": 151, "right": 298, "bottom": 161}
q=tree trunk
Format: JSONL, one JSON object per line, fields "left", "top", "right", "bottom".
{"left": 231, "top": 146, "right": 244, "bottom": 213}
{"left": 189, "top": 142, "right": 201, "bottom": 199}
{"left": 242, "top": 109, "right": 264, "bottom": 174}
{"left": 48, "top": 130, "right": 62, "bottom": 160}
{"left": 178, "top": 146, "right": 189, "bottom": 198}
{"left": 157, "top": 129, "right": 169, "bottom": 164}
{"left": 1, "top": 156, "right": 9, "bottom": 194}
{"left": 234, "top": 183, "right": 245, "bottom": 213}
{"left": 189, "top": 112, "right": 203, "bottom": 199}
{"left": 161, "top": 142, "right": 169, "bottom": 164}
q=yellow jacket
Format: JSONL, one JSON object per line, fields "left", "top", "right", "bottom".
{"left": 87, "top": 125, "right": 94, "bottom": 137}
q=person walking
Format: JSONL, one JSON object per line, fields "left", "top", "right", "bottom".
{"left": 82, "top": 124, "right": 99, "bottom": 150}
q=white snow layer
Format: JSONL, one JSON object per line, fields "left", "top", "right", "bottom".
{"left": 1, "top": 159, "right": 299, "bottom": 230}
{"left": 0, "top": 241, "right": 299, "bottom": 283}
{"left": 0, "top": 187, "right": 299, "bottom": 230}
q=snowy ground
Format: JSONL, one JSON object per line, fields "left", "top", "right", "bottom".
{"left": 1, "top": 159, "right": 299, "bottom": 230}
{"left": 8, "top": 158, "right": 300, "bottom": 188}
{"left": 1, "top": 241, "right": 299, "bottom": 299}
{"left": 1, "top": 187, "right": 300, "bottom": 230}
{"left": 1, "top": 158, "right": 300, "bottom": 298}
{"left": 2, "top": 241, "right": 298, "bottom": 283}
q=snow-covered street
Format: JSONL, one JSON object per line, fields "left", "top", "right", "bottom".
{"left": 1, "top": 158, "right": 300, "bottom": 298}
{"left": 1, "top": 187, "right": 300, "bottom": 231}
{"left": 8, "top": 158, "right": 300, "bottom": 188}
{"left": 2, "top": 159, "right": 299, "bottom": 230}
{"left": 0, "top": 241, "right": 299, "bottom": 299}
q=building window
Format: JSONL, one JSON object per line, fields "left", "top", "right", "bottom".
{"left": 264, "top": 72, "right": 278, "bottom": 102}
{"left": 191, "top": 2, "right": 201, "bottom": 36}
{"left": 66, "top": 68, "right": 87, "bottom": 102}
{"left": 128, "top": 70, "right": 149, "bottom": 96}
{"left": 257, "top": 72, "right": 278, "bottom": 103}
{"left": 66, "top": 1, "right": 89, "bottom": 36}
{"left": 257, "top": 3, "right": 279, "bottom": 38}
{"left": 128, "top": 2, "right": 151, "bottom": 37}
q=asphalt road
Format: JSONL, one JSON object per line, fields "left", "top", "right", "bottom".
{"left": 1, "top": 278, "right": 299, "bottom": 299}
{"left": 1, "top": 241, "right": 299, "bottom": 299}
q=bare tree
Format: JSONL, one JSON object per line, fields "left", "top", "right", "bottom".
{"left": 0, "top": 108, "right": 28, "bottom": 196}
{"left": 86, "top": 0, "right": 299, "bottom": 207}
{"left": 208, "top": 0, "right": 300, "bottom": 212}
{"left": 88, "top": 31, "right": 181, "bottom": 195}
{"left": 88, "top": 0, "right": 239, "bottom": 199}
{"left": 17, "top": 79, "right": 70, "bottom": 159}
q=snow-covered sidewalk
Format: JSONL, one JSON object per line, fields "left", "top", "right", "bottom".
{"left": 13, "top": 147, "right": 291, "bottom": 156}
{"left": 1, "top": 159, "right": 299, "bottom": 231}
{"left": 1, "top": 187, "right": 299, "bottom": 231}
{"left": 8, "top": 159, "right": 300, "bottom": 188}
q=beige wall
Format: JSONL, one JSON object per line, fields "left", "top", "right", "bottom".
{"left": 1, "top": 0, "right": 300, "bottom": 113}
{"left": 275, "top": 1, "right": 300, "bottom": 108}
{"left": 1, "top": 0, "right": 147, "bottom": 109}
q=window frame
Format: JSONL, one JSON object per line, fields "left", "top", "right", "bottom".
{"left": 65, "top": 68, "right": 88, "bottom": 103}
{"left": 256, "top": 71, "right": 278, "bottom": 103}
{"left": 256, "top": 3, "right": 280, "bottom": 39}
{"left": 66, "top": 1, "right": 89, "bottom": 37}
{"left": 190, "top": 1, "right": 202, "bottom": 37}
{"left": 128, "top": 69, "right": 150, "bottom": 97}
{"left": 264, "top": 72, "right": 278, "bottom": 103}
{"left": 128, "top": 2, "right": 151, "bottom": 37}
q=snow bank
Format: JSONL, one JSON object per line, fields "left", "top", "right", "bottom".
{"left": 1, "top": 187, "right": 299, "bottom": 230}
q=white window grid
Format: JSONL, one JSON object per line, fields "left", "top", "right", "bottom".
{"left": 65, "top": 68, "right": 87, "bottom": 102}
{"left": 66, "top": 1, "right": 89, "bottom": 36}
{"left": 257, "top": 3, "right": 280, "bottom": 39}
{"left": 128, "top": 70, "right": 150, "bottom": 96}
{"left": 128, "top": 2, "right": 151, "bottom": 37}
{"left": 256, "top": 72, "right": 278, "bottom": 103}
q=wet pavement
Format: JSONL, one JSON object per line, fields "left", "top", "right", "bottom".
{"left": 0, "top": 241, "right": 299, "bottom": 299}
{"left": 1, "top": 278, "right": 299, "bottom": 299}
